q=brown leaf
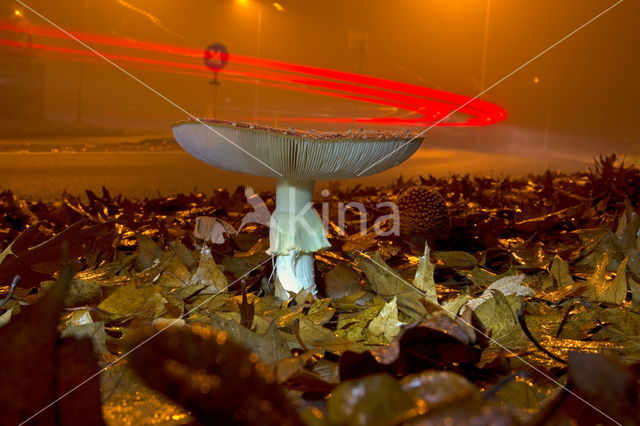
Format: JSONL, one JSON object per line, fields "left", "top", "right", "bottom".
{"left": 535, "top": 352, "right": 639, "bottom": 425}
{"left": 339, "top": 312, "right": 480, "bottom": 380}
{"left": 128, "top": 324, "right": 304, "bottom": 426}
{"left": 321, "top": 263, "right": 363, "bottom": 299}
{"left": 190, "top": 247, "right": 228, "bottom": 293}
{"left": 56, "top": 338, "right": 105, "bottom": 425}
{"left": 358, "top": 252, "right": 427, "bottom": 320}
{"left": 0, "top": 221, "right": 115, "bottom": 286}
{"left": 239, "top": 283, "right": 255, "bottom": 330}
{"left": 211, "top": 316, "right": 291, "bottom": 364}
{"left": 327, "top": 374, "right": 415, "bottom": 426}
{"left": 0, "top": 265, "right": 105, "bottom": 424}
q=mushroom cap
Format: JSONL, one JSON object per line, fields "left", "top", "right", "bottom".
{"left": 172, "top": 119, "right": 423, "bottom": 180}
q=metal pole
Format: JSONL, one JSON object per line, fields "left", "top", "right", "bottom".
{"left": 76, "top": 0, "right": 88, "bottom": 124}
{"left": 206, "top": 71, "right": 220, "bottom": 118}
{"left": 253, "top": 6, "right": 262, "bottom": 124}
{"left": 476, "top": 0, "right": 491, "bottom": 150}
{"left": 479, "top": 0, "right": 491, "bottom": 91}
{"left": 542, "top": 65, "right": 557, "bottom": 153}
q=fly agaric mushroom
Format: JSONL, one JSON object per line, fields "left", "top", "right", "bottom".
{"left": 172, "top": 119, "right": 422, "bottom": 298}
{"left": 397, "top": 185, "right": 451, "bottom": 250}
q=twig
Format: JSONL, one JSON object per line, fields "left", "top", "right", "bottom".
{"left": 63, "top": 306, "right": 114, "bottom": 316}
{"left": 0, "top": 275, "right": 20, "bottom": 309}
{"left": 293, "top": 319, "right": 308, "bottom": 351}
{"left": 516, "top": 305, "right": 567, "bottom": 365}
{"left": 483, "top": 370, "right": 532, "bottom": 399}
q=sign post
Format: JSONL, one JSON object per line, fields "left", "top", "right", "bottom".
{"left": 203, "top": 43, "right": 229, "bottom": 118}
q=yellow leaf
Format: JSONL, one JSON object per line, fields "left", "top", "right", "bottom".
{"left": 190, "top": 247, "right": 228, "bottom": 293}
{"left": 156, "top": 253, "right": 191, "bottom": 288}
{"left": 98, "top": 283, "right": 166, "bottom": 319}
{"left": 357, "top": 253, "right": 427, "bottom": 321}
{"left": 549, "top": 256, "right": 574, "bottom": 288}
{"left": 367, "top": 296, "right": 401, "bottom": 342}
{"left": 414, "top": 242, "right": 437, "bottom": 303}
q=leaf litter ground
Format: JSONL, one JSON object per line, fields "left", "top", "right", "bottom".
{"left": 1, "top": 154, "right": 640, "bottom": 425}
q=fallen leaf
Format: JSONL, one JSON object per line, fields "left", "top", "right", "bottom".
{"left": 367, "top": 296, "right": 402, "bottom": 343}
{"left": 322, "top": 263, "right": 363, "bottom": 299}
{"left": 211, "top": 315, "right": 290, "bottom": 364}
{"left": 135, "top": 232, "right": 163, "bottom": 270}
{"left": 327, "top": 374, "right": 415, "bottom": 426}
{"left": 190, "top": 246, "right": 228, "bottom": 293}
{"left": 339, "top": 312, "right": 480, "bottom": 380}
{"left": 297, "top": 317, "right": 357, "bottom": 353}
{"left": 474, "top": 291, "right": 524, "bottom": 345}
{"left": 413, "top": 242, "right": 437, "bottom": 303}
{"left": 0, "top": 265, "right": 104, "bottom": 424}
{"left": 156, "top": 253, "right": 191, "bottom": 288}
{"left": 98, "top": 283, "right": 167, "bottom": 319}
{"left": 535, "top": 352, "right": 638, "bottom": 425}
{"left": 61, "top": 311, "right": 107, "bottom": 354}
{"left": 466, "top": 274, "right": 534, "bottom": 310}
{"left": 358, "top": 252, "right": 427, "bottom": 320}
{"left": 549, "top": 255, "right": 574, "bottom": 288}
{"left": 586, "top": 255, "right": 628, "bottom": 304}
{"left": 128, "top": 324, "right": 304, "bottom": 426}
{"left": 433, "top": 250, "right": 478, "bottom": 269}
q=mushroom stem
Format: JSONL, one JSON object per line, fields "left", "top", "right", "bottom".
{"left": 269, "top": 177, "right": 330, "bottom": 298}
{"left": 274, "top": 252, "right": 315, "bottom": 299}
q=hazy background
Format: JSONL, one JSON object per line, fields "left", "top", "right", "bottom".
{"left": 0, "top": 0, "right": 638, "bottom": 198}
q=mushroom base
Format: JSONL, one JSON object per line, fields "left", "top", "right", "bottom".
{"left": 274, "top": 251, "right": 315, "bottom": 299}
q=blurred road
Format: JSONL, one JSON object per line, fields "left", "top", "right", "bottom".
{"left": 0, "top": 135, "right": 596, "bottom": 200}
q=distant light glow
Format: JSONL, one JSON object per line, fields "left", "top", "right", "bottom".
{"left": 236, "top": 0, "right": 250, "bottom": 7}
{"left": 0, "top": 20, "right": 507, "bottom": 127}
{"left": 273, "top": 2, "right": 284, "bottom": 12}
{"left": 533, "top": 76, "right": 540, "bottom": 84}
{"left": 13, "top": 9, "right": 22, "bottom": 17}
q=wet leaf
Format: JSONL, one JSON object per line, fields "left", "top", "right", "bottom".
{"left": 297, "top": 317, "right": 357, "bottom": 353}
{"left": 0, "top": 221, "right": 115, "bottom": 286}
{"left": 413, "top": 242, "right": 437, "bottom": 303}
{"left": 433, "top": 250, "right": 478, "bottom": 269}
{"left": 128, "top": 324, "right": 304, "bottom": 426}
{"left": 190, "top": 246, "right": 228, "bottom": 293}
{"left": 98, "top": 283, "right": 167, "bottom": 319}
{"left": 211, "top": 315, "right": 291, "bottom": 364}
{"left": 549, "top": 255, "right": 574, "bottom": 288}
{"left": 589, "top": 255, "right": 628, "bottom": 304}
{"left": 61, "top": 310, "right": 107, "bottom": 353}
{"left": 339, "top": 312, "right": 480, "bottom": 380}
{"left": 135, "top": 232, "right": 163, "bottom": 270}
{"left": 101, "top": 361, "right": 191, "bottom": 425}
{"left": 0, "top": 265, "right": 104, "bottom": 424}
{"left": 466, "top": 274, "right": 534, "bottom": 310}
{"left": 358, "top": 252, "right": 427, "bottom": 320}
{"left": 343, "top": 232, "right": 377, "bottom": 252}
{"left": 322, "top": 263, "right": 363, "bottom": 299}
{"left": 367, "top": 296, "right": 402, "bottom": 343}
{"left": 474, "top": 291, "right": 524, "bottom": 345}
{"left": 535, "top": 352, "right": 639, "bottom": 425}
{"left": 401, "top": 370, "right": 478, "bottom": 408}
{"left": 156, "top": 253, "right": 191, "bottom": 288}
{"left": 327, "top": 374, "right": 415, "bottom": 426}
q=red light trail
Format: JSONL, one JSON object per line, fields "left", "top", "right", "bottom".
{"left": 0, "top": 21, "right": 506, "bottom": 126}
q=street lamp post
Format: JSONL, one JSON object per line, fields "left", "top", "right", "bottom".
{"left": 254, "top": 5, "right": 262, "bottom": 124}
{"left": 479, "top": 0, "right": 491, "bottom": 91}
{"left": 76, "top": 0, "right": 89, "bottom": 124}
{"left": 476, "top": 0, "right": 491, "bottom": 149}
